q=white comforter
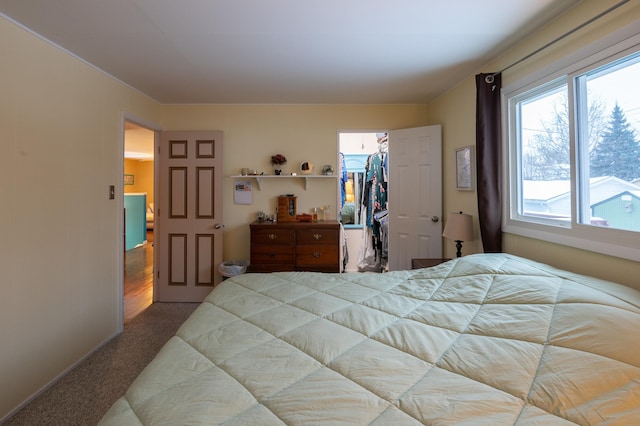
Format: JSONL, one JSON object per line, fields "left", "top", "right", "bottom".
{"left": 100, "top": 253, "right": 640, "bottom": 425}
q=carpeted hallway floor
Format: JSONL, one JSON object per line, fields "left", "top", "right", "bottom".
{"left": 4, "top": 302, "right": 199, "bottom": 426}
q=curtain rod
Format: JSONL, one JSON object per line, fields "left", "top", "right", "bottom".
{"left": 485, "top": 0, "right": 630, "bottom": 83}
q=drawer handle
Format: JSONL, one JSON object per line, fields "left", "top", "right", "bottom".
{"left": 313, "top": 251, "right": 322, "bottom": 258}
{"left": 268, "top": 233, "right": 277, "bottom": 240}
{"left": 313, "top": 233, "right": 322, "bottom": 240}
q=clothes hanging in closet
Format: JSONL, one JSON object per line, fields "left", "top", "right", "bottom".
{"left": 357, "top": 133, "right": 389, "bottom": 272}
{"left": 339, "top": 152, "right": 347, "bottom": 210}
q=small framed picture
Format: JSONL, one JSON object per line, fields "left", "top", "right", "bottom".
{"left": 455, "top": 146, "right": 474, "bottom": 190}
{"left": 124, "top": 174, "right": 135, "bottom": 185}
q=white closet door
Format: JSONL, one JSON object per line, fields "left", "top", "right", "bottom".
{"left": 388, "top": 125, "right": 442, "bottom": 271}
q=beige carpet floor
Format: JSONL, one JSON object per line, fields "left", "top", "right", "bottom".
{"left": 4, "top": 302, "right": 199, "bottom": 426}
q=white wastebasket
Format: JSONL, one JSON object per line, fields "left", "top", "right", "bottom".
{"left": 218, "top": 260, "right": 250, "bottom": 279}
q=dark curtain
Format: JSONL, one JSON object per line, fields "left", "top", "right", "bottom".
{"left": 475, "top": 73, "right": 502, "bottom": 252}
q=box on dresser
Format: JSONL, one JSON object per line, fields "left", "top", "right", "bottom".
{"left": 277, "top": 195, "right": 297, "bottom": 222}
{"left": 250, "top": 220, "right": 340, "bottom": 273}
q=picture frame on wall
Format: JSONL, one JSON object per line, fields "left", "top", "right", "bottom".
{"left": 455, "top": 146, "right": 474, "bottom": 191}
{"left": 124, "top": 174, "right": 135, "bottom": 185}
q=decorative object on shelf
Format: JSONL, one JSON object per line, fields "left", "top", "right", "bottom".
{"left": 321, "top": 165, "right": 334, "bottom": 175}
{"left": 300, "top": 161, "right": 314, "bottom": 175}
{"left": 271, "top": 154, "right": 287, "bottom": 175}
{"left": 442, "top": 211, "right": 473, "bottom": 257}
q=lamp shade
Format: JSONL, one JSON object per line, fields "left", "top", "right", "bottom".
{"left": 442, "top": 212, "right": 473, "bottom": 242}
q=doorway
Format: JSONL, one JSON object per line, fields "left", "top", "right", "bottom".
{"left": 339, "top": 126, "right": 443, "bottom": 272}
{"left": 123, "top": 121, "right": 155, "bottom": 322}
{"left": 339, "top": 131, "right": 388, "bottom": 272}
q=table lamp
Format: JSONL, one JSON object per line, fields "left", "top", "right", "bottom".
{"left": 442, "top": 211, "right": 473, "bottom": 257}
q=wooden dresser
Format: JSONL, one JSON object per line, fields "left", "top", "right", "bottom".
{"left": 250, "top": 220, "right": 340, "bottom": 273}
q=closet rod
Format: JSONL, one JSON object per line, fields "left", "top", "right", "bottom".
{"left": 485, "top": 0, "right": 630, "bottom": 83}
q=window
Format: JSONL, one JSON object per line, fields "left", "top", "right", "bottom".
{"left": 512, "top": 79, "right": 570, "bottom": 224}
{"left": 576, "top": 53, "right": 640, "bottom": 230}
{"left": 505, "top": 34, "right": 640, "bottom": 261}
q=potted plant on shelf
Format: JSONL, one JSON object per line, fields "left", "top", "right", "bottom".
{"left": 321, "top": 165, "right": 334, "bottom": 175}
{"left": 271, "top": 154, "right": 287, "bottom": 175}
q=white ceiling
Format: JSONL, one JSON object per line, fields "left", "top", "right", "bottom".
{"left": 0, "top": 0, "right": 580, "bottom": 104}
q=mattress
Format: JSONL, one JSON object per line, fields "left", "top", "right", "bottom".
{"left": 100, "top": 253, "right": 640, "bottom": 425}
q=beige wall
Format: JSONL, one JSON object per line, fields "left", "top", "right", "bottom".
{"left": 159, "top": 104, "right": 430, "bottom": 262}
{"left": 429, "top": 0, "right": 640, "bottom": 290}
{"left": 0, "top": 17, "right": 162, "bottom": 419}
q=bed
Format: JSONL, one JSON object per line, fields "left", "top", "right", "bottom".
{"left": 100, "top": 253, "right": 640, "bottom": 424}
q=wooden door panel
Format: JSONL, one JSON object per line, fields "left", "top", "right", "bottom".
{"left": 196, "top": 139, "right": 216, "bottom": 158}
{"left": 168, "top": 233, "right": 187, "bottom": 286}
{"left": 196, "top": 234, "right": 215, "bottom": 286}
{"left": 196, "top": 167, "right": 215, "bottom": 218}
{"left": 169, "top": 167, "right": 188, "bottom": 218}
{"left": 169, "top": 140, "right": 188, "bottom": 158}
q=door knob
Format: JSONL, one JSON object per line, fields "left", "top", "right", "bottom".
{"left": 431, "top": 216, "right": 440, "bottom": 222}
{"left": 214, "top": 223, "right": 224, "bottom": 229}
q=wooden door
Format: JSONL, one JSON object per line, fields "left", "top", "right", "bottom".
{"left": 156, "top": 131, "right": 224, "bottom": 302}
{"left": 388, "top": 125, "right": 442, "bottom": 271}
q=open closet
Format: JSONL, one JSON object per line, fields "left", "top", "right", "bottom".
{"left": 340, "top": 126, "right": 443, "bottom": 272}
{"left": 340, "top": 132, "right": 389, "bottom": 272}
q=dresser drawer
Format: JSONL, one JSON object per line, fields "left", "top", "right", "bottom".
{"left": 251, "top": 245, "right": 294, "bottom": 264}
{"left": 251, "top": 228, "right": 295, "bottom": 245}
{"left": 296, "top": 245, "right": 339, "bottom": 267}
{"left": 296, "top": 228, "right": 339, "bottom": 245}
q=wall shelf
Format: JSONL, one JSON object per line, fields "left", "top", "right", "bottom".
{"left": 230, "top": 175, "right": 337, "bottom": 190}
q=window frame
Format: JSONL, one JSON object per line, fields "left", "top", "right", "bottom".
{"left": 502, "top": 23, "right": 640, "bottom": 262}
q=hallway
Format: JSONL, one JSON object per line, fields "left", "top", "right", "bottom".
{"left": 124, "top": 231, "right": 153, "bottom": 323}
